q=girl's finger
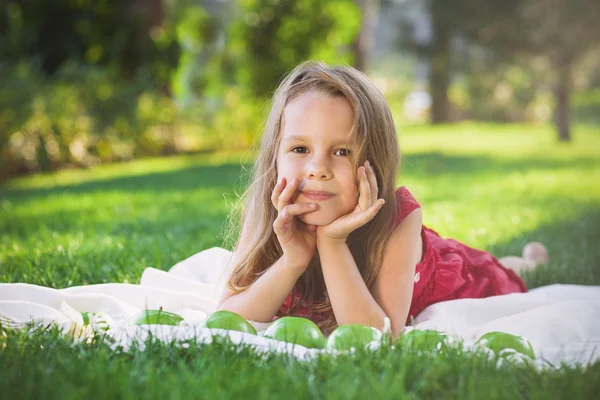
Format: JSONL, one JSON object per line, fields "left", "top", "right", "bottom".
{"left": 273, "top": 209, "right": 293, "bottom": 236}
{"left": 358, "top": 166, "right": 371, "bottom": 212}
{"left": 281, "top": 203, "right": 318, "bottom": 217}
{"left": 271, "top": 177, "right": 285, "bottom": 209}
{"left": 354, "top": 198, "right": 385, "bottom": 228}
{"left": 365, "top": 160, "right": 378, "bottom": 205}
{"left": 273, "top": 203, "right": 317, "bottom": 237}
{"left": 277, "top": 178, "right": 300, "bottom": 210}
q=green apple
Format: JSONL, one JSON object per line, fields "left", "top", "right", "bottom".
{"left": 199, "top": 310, "right": 257, "bottom": 335}
{"left": 129, "top": 309, "right": 185, "bottom": 326}
{"left": 399, "top": 329, "right": 456, "bottom": 352}
{"left": 263, "top": 317, "right": 326, "bottom": 349}
{"left": 475, "top": 331, "right": 536, "bottom": 359}
{"left": 326, "top": 324, "right": 383, "bottom": 351}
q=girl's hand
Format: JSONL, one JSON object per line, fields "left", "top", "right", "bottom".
{"left": 272, "top": 177, "right": 318, "bottom": 270}
{"left": 317, "top": 160, "right": 385, "bottom": 244}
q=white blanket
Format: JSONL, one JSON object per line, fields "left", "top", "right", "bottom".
{"left": 1, "top": 247, "right": 599, "bottom": 368}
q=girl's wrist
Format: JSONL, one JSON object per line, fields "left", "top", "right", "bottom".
{"left": 281, "top": 254, "right": 310, "bottom": 273}
{"left": 316, "top": 233, "right": 348, "bottom": 249}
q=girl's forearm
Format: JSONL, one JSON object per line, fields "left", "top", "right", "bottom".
{"left": 317, "top": 238, "right": 388, "bottom": 329}
{"left": 217, "top": 256, "right": 306, "bottom": 323}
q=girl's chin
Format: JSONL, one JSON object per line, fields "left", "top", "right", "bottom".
{"left": 298, "top": 212, "right": 338, "bottom": 227}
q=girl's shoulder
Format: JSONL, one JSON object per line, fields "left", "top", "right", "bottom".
{"left": 395, "top": 186, "right": 422, "bottom": 223}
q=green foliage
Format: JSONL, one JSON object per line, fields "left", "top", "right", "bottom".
{"left": 0, "top": 62, "right": 180, "bottom": 179}
{"left": 171, "top": 5, "right": 221, "bottom": 105}
{"left": 227, "top": 0, "right": 361, "bottom": 97}
{"left": 0, "top": 0, "right": 179, "bottom": 82}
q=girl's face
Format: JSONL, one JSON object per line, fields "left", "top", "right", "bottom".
{"left": 276, "top": 92, "right": 358, "bottom": 226}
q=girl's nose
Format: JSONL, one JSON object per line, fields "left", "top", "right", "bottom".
{"left": 306, "top": 158, "right": 333, "bottom": 180}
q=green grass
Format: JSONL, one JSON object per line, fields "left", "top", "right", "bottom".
{"left": 2, "top": 327, "right": 600, "bottom": 400}
{"left": 2, "top": 122, "right": 600, "bottom": 398}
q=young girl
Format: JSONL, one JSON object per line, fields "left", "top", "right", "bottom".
{"left": 216, "top": 61, "right": 540, "bottom": 338}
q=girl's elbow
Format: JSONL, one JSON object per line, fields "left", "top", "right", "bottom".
{"left": 391, "top": 326, "right": 406, "bottom": 341}
{"left": 216, "top": 295, "right": 235, "bottom": 312}
{"left": 387, "top": 317, "right": 406, "bottom": 341}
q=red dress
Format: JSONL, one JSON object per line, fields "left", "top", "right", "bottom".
{"left": 279, "top": 186, "right": 528, "bottom": 325}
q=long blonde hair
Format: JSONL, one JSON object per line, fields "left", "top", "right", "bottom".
{"left": 226, "top": 61, "right": 400, "bottom": 333}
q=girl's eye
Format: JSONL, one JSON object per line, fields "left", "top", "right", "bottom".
{"left": 334, "top": 148, "right": 352, "bottom": 157}
{"left": 291, "top": 146, "right": 307, "bottom": 154}
{"left": 290, "top": 147, "right": 351, "bottom": 156}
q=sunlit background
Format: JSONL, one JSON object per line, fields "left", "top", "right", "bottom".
{"left": 1, "top": 0, "right": 599, "bottom": 180}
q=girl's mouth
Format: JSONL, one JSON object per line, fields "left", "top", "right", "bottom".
{"left": 301, "top": 191, "right": 334, "bottom": 201}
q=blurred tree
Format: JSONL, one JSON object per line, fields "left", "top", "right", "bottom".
{"left": 0, "top": 0, "right": 179, "bottom": 88}
{"left": 516, "top": 0, "right": 600, "bottom": 141}
{"left": 123, "top": 0, "right": 168, "bottom": 79}
{"left": 394, "top": 0, "right": 525, "bottom": 124}
{"left": 227, "top": 0, "right": 361, "bottom": 98}
{"left": 394, "top": 0, "right": 521, "bottom": 124}
{"left": 428, "top": 0, "right": 452, "bottom": 124}
{"left": 394, "top": 0, "right": 600, "bottom": 136}
{"left": 352, "top": 0, "right": 380, "bottom": 71}
{"left": 0, "top": 0, "right": 185, "bottom": 177}
{"left": 170, "top": 1, "right": 224, "bottom": 107}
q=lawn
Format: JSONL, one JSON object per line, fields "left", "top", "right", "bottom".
{"left": 1, "top": 122, "right": 600, "bottom": 399}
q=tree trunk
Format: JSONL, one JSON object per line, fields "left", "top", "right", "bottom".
{"left": 554, "top": 60, "right": 572, "bottom": 142}
{"left": 429, "top": 1, "right": 452, "bottom": 124}
{"left": 352, "top": 0, "right": 381, "bottom": 71}
{"left": 123, "top": 0, "right": 165, "bottom": 78}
